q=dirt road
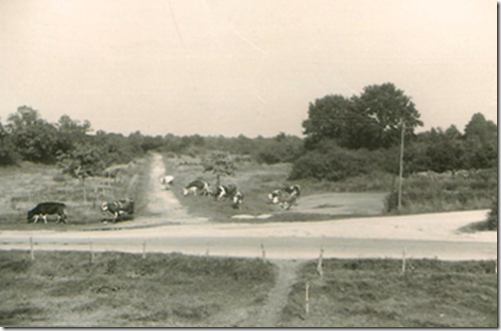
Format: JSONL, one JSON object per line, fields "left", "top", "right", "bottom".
{"left": 0, "top": 209, "right": 496, "bottom": 260}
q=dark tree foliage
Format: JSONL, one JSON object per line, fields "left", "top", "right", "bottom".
{"left": 405, "top": 114, "right": 497, "bottom": 175}
{"left": 462, "top": 113, "right": 497, "bottom": 169}
{"left": 487, "top": 196, "right": 497, "bottom": 230}
{"left": 354, "top": 83, "right": 423, "bottom": 149}
{"left": 6, "top": 106, "right": 59, "bottom": 163}
{"left": 0, "top": 119, "right": 19, "bottom": 165}
{"left": 405, "top": 126, "right": 464, "bottom": 174}
{"left": 302, "top": 83, "right": 423, "bottom": 150}
{"left": 289, "top": 140, "right": 397, "bottom": 181}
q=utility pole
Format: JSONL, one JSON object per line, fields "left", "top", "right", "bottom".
{"left": 398, "top": 119, "right": 405, "bottom": 210}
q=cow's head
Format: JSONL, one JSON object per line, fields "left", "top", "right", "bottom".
{"left": 232, "top": 192, "right": 244, "bottom": 209}
{"left": 101, "top": 202, "right": 109, "bottom": 212}
{"left": 268, "top": 190, "right": 281, "bottom": 204}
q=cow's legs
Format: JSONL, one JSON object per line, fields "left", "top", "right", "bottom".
{"left": 43, "top": 214, "right": 48, "bottom": 224}
{"left": 33, "top": 215, "right": 39, "bottom": 223}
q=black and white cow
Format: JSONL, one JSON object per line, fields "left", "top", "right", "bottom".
{"left": 214, "top": 184, "right": 237, "bottom": 201}
{"left": 27, "top": 202, "right": 67, "bottom": 224}
{"left": 232, "top": 191, "right": 244, "bottom": 209}
{"left": 268, "top": 185, "right": 301, "bottom": 210}
{"left": 183, "top": 180, "right": 212, "bottom": 196}
{"left": 159, "top": 175, "right": 174, "bottom": 190}
{"left": 101, "top": 199, "right": 134, "bottom": 223}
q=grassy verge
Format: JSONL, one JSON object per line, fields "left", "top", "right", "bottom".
{"left": 0, "top": 157, "right": 151, "bottom": 229}
{"left": 279, "top": 258, "right": 498, "bottom": 327}
{"left": 385, "top": 168, "right": 497, "bottom": 215}
{"left": 0, "top": 250, "right": 275, "bottom": 327}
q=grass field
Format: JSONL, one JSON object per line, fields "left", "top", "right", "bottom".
{"left": 0, "top": 250, "right": 496, "bottom": 327}
{"left": 0, "top": 157, "right": 151, "bottom": 229}
{"left": 0, "top": 250, "right": 275, "bottom": 327}
{"left": 279, "top": 258, "right": 498, "bottom": 327}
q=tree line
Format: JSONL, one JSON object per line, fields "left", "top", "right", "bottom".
{"left": 1, "top": 82, "right": 496, "bottom": 182}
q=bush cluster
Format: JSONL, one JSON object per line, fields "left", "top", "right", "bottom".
{"left": 289, "top": 141, "right": 398, "bottom": 181}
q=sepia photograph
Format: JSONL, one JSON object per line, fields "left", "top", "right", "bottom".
{"left": 0, "top": 0, "right": 497, "bottom": 327}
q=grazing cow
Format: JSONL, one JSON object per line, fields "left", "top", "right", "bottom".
{"left": 183, "top": 180, "right": 211, "bottom": 196}
{"left": 160, "top": 175, "right": 174, "bottom": 190}
{"left": 232, "top": 191, "right": 244, "bottom": 209}
{"left": 279, "top": 190, "right": 300, "bottom": 210}
{"left": 214, "top": 184, "right": 237, "bottom": 201}
{"left": 101, "top": 199, "right": 134, "bottom": 223}
{"left": 27, "top": 202, "right": 67, "bottom": 224}
{"left": 268, "top": 185, "right": 301, "bottom": 209}
{"left": 268, "top": 185, "right": 301, "bottom": 204}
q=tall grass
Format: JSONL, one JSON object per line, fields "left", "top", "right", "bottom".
{"left": 0, "top": 250, "right": 275, "bottom": 327}
{"left": 385, "top": 168, "right": 497, "bottom": 214}
{"left": 0, "top": 157, "right": 152, "bottom": 228}
{"left": 279, "top": 258, "right": 497, "bottom": 327}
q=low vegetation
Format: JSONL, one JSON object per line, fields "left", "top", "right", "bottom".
{"left": 279, "top": 258, "right": 498, "bottom": 327}
{"left": 0, "top": 250, "right": 275, "bottom": 327}
{"left": 385, "top": 168, "right": 497, "bottom": 215}
{"left": 0, "top": 157, "right": 151, "bottom": 229}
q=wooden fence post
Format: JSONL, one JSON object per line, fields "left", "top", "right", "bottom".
{"left": 30, "top": 237, "right": 34, "bottom": 261}
{"left": 142, "top": 241, "right": 146, "bottom": 259}
{"left": 89, "top": 240, "right": 94, "bottom": 263}
{"left": 305, "top": 282, "right": 310, "bottom": 316}
{"left": 261, "top": 243, "right": 266, "bottom": 261}
{"left": 401, "top": 247, "right": 406, "bottom": 275}
{"left": 317, "top": 248, "right": 324, "bottom": 277}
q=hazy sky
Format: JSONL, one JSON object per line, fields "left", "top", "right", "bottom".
{"left": 0, "top": 0, "right": 497, "bottom": 137}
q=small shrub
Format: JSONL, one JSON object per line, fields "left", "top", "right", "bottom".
{"left": 486, "top": 196, "right": 497, "bottom": 230}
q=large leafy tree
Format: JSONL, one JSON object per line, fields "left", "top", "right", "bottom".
{"left": 55, "top": 114, "right": 92, "bottom": 154}
{"left": 353, "top": 83, "right": 423, "bottom": 149}
{"left": 6, "top": 106, "right": 59, "bottom": 163}
{"left": 302, "top": 94, "right": 355, "bottom": 148}
{"left": 302, "top": 83, "right": 423, "bottom": 150}
{"left": 462, "top": 113, "right": 497, "bottom": 169}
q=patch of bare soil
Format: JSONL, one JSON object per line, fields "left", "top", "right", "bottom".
{"left": 294, "top": 192, "right": 387, "bottom": 215}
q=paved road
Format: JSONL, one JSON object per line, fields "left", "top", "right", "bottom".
{"left": 0, "top": 210, "right": 496, "bottom": 261}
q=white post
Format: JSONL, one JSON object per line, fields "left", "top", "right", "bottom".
{"left": 401, "top": 247, "right": 406, "bottom": 275}
{"left": 142, "top": 241, "right": 146, "bottom": 259}
{"left": 398, "top": 119, "right": 405, "bottom": 210}
{"left": 261, "top": 243, "right": 266, "bottom": 261}
{"left": 89, "top": 240, "right": 94, "bottom": 263}
{"left": 317, "top": 248, "right": 324, "bottom": 277}
{"left": 30, "top": 237, "right": 34, "bottom": 261}
{"left": 305, "top": 282, "right": 310, "bottom": 316}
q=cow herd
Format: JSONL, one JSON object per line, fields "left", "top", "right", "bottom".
{"left": 180, "top": 179, "right": 245, "bottom": 209}
{"left": 177, "top": 177, "right": 301, "bottom": 211}
{"left": 25, "top": 175, "right": 301, "bottom": 225}
{"left": 26, "top": 198, "right": 135, "bottom": 225}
